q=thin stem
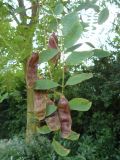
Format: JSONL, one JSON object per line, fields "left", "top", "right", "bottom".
{"left": 48, "top": 65, "right": 53, "bottom": 80}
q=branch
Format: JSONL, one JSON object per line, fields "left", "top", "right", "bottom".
{"left": 17, "top": 0, "right": 27, "bottom": 25}
{"left": 29, "top": 0, "right": 40, "bottom": 25}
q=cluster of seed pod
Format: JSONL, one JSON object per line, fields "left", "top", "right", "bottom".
{"left": 46, "top": 96, "right": 72, "bottom": 138}
{"left": 26, "top": 33, "right": 72, "bottom": 138}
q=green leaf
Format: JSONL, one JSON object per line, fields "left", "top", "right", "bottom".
{"left": 98, "top": 8, "right": 109, "bottom": 24}
{"left": 52, "top": 139, "right": 70, "bottom": 157}
{"left": 66, "top": 131, "right": 80, "bottom": 141}
{"left": 65, "top": 43, "right": 83, "bottom": 52}
{"left": 61, "top": 12, "right": 79, "bottom": 36}
{"left": 66, "top": 73, "right": 93, "bottom": 86}
{"left": 46, "top": 104, "right": 57, "bottom": 117}
{"left": 94, "top": 49, "right": 111, "bottom": 58}
{"left": 54, "top": 3, "right": 64, "bottom": 15}
{"left": 69, "top": 98, "right": 92, "bottom": 111}
{"left": 66, "top": 51, "right": 94, "bottom": 65}
{"left": 61, "top": 12, "right": 83, "bottom": 48}
{"left": 37, "top": 126, "right": 51, "bottom": 134}
{"left": 40, "top": 49, "right": 58, "bottom": 63}
{"left": 64, "top": 22, "right": 83, "bottom": 48}
{"left": 34, "top": 79, "right": 59, "bottom": 90}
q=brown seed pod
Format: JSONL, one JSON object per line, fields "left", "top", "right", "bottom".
{"left": 26, "top": 52, "right": 39, "bottom": 88}
{"left": 48, "top": 32, "right": 60, "bottom": 65}
{"left": 45, "top": 99, "right": 60, "bottom": 131}
{"left": 58, "top": 96, "right": 72, "bottom": 138}
{"left": 48, "top": 32, "right": 58, "bottom": 49}
{"left": 34, "top": 90, "right": 47, "bottom": 121}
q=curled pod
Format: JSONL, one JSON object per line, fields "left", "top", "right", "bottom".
{"left": 58, "top": 96, "right": 72, "bottom": 138}
{"left": 45, "top": 99, "right": 60, "bottom": 131}
{"left": 26, "top": 52, "right": 39, "bottom": 88}
{"left": 34, "top": 90, "right": 47, "bottom": 121}
{"left": 48, "top": 32, "right": 58, "bottom": 49}
{"left": 48, "top": 32, "right": 60, "bottom": 65}
{"left": 46, "top": 112, "right": 60, "bottom": 131}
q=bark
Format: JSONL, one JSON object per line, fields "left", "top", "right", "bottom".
{"left": 26, "top": 88, "right": 36, "bottom": 142}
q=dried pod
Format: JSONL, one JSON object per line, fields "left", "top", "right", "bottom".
{"left": 48, "top": 32, "right": 58, "bottom": 49}
{"left": 26, "top": 52, "right": 39, "bottom": 88}
{"left": 48, "top": 32, "right": 60, "bottom": 65}
{"left": 34, "top": 90, "right": 47, "bottom": 121}
{"left": 58, "top": 96, "right": 72, "bottom": 138}
{"left": 46, "top": 112, "right": 60, "bottom": 131}
{"left": 45, "top": 99, "right": 60, "bottom": 131}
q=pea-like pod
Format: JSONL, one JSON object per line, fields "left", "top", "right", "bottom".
{"left": 58, "top": 96, "right": 72, "bottom": 138}
{"left": 26, "top": 52, "right": 39, "bottom": 88}
{"left": 45, "top": 99, "right": 60, "bottom": 131}
{"left": 46, "top": 112, "right": 60, "bottom": 131}
{"left": 34, "top": 90, "right": 47, "bottom": 121}
{"left": 48, "top": 32, "right": 60, "bottom": 65}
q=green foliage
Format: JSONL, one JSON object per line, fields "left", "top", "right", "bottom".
{"left": 0, "top": 76, "right": 26, "bottom": 138}
{"left": 0, "top": 135, "right": 54, "bottom": 160}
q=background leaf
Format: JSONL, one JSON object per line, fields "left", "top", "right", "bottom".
{"left": 66, "top": 73, "right": 93, "bottom": 86}
{"left": 69, "top": 98, "right": 92, "bottom": 111}
{"left": 34, "top": 79, "right": 59, "bottom": 90}
{"left": 98, "top": 8, "right": 109, "bottom": 24}
{"left": 52, "top": 139, "right": 70, "bottom": 156}
{"left": 94, "top": 49, "right": 111, "bottom": 58}
{"left": 54, "top": 3, "right": 64, "bottom": 15}
{"left": 66, "top": 51, "right": 94, "bottom": 65}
